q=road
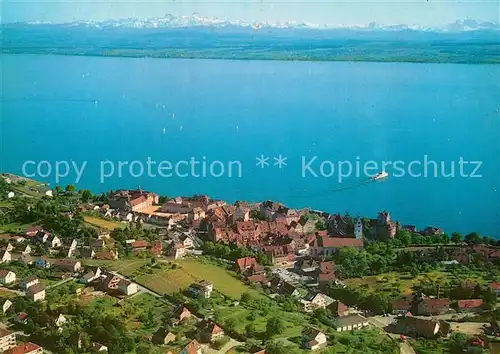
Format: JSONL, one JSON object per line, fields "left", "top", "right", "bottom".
{"left": 46, "top": 277, "right": 74, "bottom": 289}
{"left": 400, "top": 341, "right": 417, "bottom": 354}
{"left": 202, "top": 338, "right": 243, "bottom": 354}
{"left": 368, "top": 316, "right": 417, "bottom": 354}
{"left": 0, "top": 287, "right": 24, "bottom": 296}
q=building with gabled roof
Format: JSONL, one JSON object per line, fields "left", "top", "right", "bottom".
{"left": 198, "top": 320, "right": 224, "bottom": 342}
{"left": 0, "top": 270, "right": 16, "bottom": 284}
{"left": 5, "top": 341, "right": 43, "bottom": 354}
{"left": 302, "top": 328, "right": 327, "bottom": 350}
{"left": 180, "top": 339, "right": 202, "bottom": 354}
{"left": 417, "top": 298, "right": 450, "bottom": 315}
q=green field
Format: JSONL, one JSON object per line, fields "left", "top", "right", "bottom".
{"left": 84, "top": 215, "right": 125, "bottom": 230}
{"left": 346, "top": 270, "right": 492, "bottom": 296}
{"left": 83, "top": 258, "right": 150, "bottom": 277}
{"left": 135, "top": 259, "right": 257, "bottom": 299}
{"left": 87, "top": 257, "right": 259, "bottom": 299}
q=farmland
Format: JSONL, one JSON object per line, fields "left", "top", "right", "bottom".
{"left": 135, "top": 258, "right": 257, "bottom": 299}
{"left": 84, "top": 215, "right": 125, "bottom": 230}
{"left": 346, "top": 269, "right": 495, "bottom": 297}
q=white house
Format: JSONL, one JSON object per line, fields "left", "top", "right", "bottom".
{"left": 232, "top": 206, "right": 250, "bottom": 223}
{"left": 6, "top": 192, "right": 15, "bottom": 199}
{"left": 55, "top": 314, "right": 67, "bottom": 327}
{"left": 0, "top": 250, "right": 11, "bottom": 263}
{"left": 168, "top": 242, "right": 187, "bottom": 260}
{"left": 47, "top": 235, "right": 62, "bottom": 249}
{"left": 334, "top": 315, "right": 370, "bottom": 332}
{"left": 2, "top": 299, "right": 12, "bottom": 314}
{"left": 188, "top": 280, "right": 213, "bottom": 298}
{"left": 310, "top": 293, "right": 334, "bottom": 310}
{"left": 90, "top": 342, "right": 108, "bottom": 352}
{"left": 26, "top": 283, "right": 46, "bottom": 302}
{"left": 303, "top": 328, "right": 328, "bottom": 350}
{"left": 179, "top": 234, "right": 194, "bottom": 249}
{"left": 0, "top": 270, "right": 16, "bottom": 284}
{"left": 45, "top": 190, "right": 53, "bottom": 197}
{"left": 354, "top": 218, "right": 363, "bottom": 239}
{"left": 21, "top": 276, "right": 40, "bottom": 290}
{"left": 80, "top": 267, "right": 102, "bottom": 284}
{"left": 118, "top": 279, "right": 138, "bottom": 296}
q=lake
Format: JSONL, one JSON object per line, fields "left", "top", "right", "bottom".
{"left": 2, "top": 54, "right": 500, "bottom": 235}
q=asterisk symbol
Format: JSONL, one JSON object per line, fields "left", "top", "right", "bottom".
{"left": 274, "top": 155, "right": 288, "bottom": 168}
{"left": 256, "top": 155, "right": 269, "bottom": 168}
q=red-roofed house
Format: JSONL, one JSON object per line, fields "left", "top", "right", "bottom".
{"left": 417, "top": 299, "right": 450, "bottom": 315}
{"left": 319, "top": 261, "right": 335, "bottom": 274}
{"left": 6, "top": 342, "right": 43, "bottom": 354}
{"left": 392, "top": 300, "right": 411, "bottom": 315}
{"left": 489, "top": 282, "right": 500, "bottom": 296}
{"left": 457, "top": 299, "right": 484, "bottom": 311}
{"left": 53, "top": 259, "right": 81, "bottom": 272}
{"left": 264, "top": 245, "right": 295, "bottom": 265}
{"left": 199, "top": 320, "right": 224, "bottom": 342}
{"left": 312, "top": 237, "right": 364, "bottom": 257}
{"left": 318, "top": 272, "right": 335, "bottom": 283}
{"left": 303, "top": 328, "right": 327, "bottom": 350}
{"left": 328, "top": 301, "right": 349, "bottom": 317}
{"left": 171, "top": 306, "right": 192, "bottom": 326}
{"left": 16, "top": 312, "right": 28, "bottom": 325}
{"left": 151, "top": 241, "right": 163, "bottom": 256}
{"left": 235, "top": 257, "right": 258, "bottom": 272}
{"left": 180, "top": 339, "right": 202, "bottom": 354}
{"left": 129, "top": 240, "right": 148, "bottom": 251}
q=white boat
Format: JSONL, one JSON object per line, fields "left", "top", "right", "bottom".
{"left": 372, "top": 171, "right": 389, "bottom": 180}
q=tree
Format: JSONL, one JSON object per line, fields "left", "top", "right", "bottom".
{"left": 81, "top": 189, "right": 92, "bottom": 202}
{"left": 395, "top": 229, "right": 412, "bottom": 247}
{"left": 245, "top": 323, "right": 256, "bottom": 337}
{"left": 483, "top": 288, "right": 497, "bottom": 310}
{"left": 65, "top": 184, "right": 76, "bottom": 192}
{"left": 465, "top": 232, "right": 481, "bottom": 244}
{"left": 225, "top": 317, "right": 237, "bottom": 329}
{"left": 265, "top": 340, "right": 289, "bottom": 354}
{"left": 451, "top": 232, "right": 462, "bottom": 243}
{"left": 266, "top": 316, "right": 284, "bottom": 337}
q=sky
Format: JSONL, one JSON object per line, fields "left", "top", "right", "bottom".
{"left": 2, "top": 0, "right": 499, "bottom": 26}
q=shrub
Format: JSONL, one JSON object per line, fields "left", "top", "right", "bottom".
{"left": 211, "top": 336, "right": 230, "bottom": 350}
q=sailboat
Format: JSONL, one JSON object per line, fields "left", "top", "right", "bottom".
{"left": 162, "top": 127, "right": 166, "bottom": 135}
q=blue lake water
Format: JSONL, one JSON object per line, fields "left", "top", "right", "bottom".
{"left": 2, "top": 54, "right": 500, "bottom": 236}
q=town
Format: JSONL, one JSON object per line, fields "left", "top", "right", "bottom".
{"left": 0, "top": 173, "right": 499, "bottom": 354}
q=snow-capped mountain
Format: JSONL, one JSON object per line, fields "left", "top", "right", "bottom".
{"left": 23, "top": 14, "right": 499, "bottom": 32}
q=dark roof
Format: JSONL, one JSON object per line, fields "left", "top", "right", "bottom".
{"left": 281, "top": 282, "right": 298, "bottom": 295}
{"left": 392, "top": 299, "right": 411, "bottom": 311}
{"left": 26, "top": 283, "right": 45, "bottom": 294}
{"left": 336, "top": 314, "right": 368, "bottom": 326}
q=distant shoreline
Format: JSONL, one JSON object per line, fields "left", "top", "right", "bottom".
{"left": 0, "top": 50, "right": 500, "bottom": 65}
{"left": 2, "top": 50, "right": 500, "bottom": 64}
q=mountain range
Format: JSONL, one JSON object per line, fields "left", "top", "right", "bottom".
{"left": 20, "top": 14, "right": 500, "bottom": 33}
